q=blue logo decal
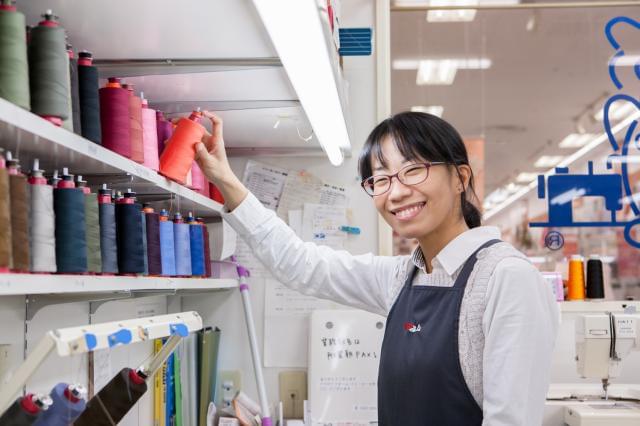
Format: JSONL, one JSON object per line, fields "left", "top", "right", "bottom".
{"left": 545, "top": 231, "right": 565, "bottom": 251}
{"left": 530, "top": 16, "right": 640, "bottom": 249}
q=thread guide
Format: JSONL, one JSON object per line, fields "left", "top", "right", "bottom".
{"left": 0, "top": 97, "right": 223, "bottom": 218}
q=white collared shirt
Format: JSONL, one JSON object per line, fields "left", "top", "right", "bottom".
{"left": 223, "top": 192, "right": 559, "bottom": 426}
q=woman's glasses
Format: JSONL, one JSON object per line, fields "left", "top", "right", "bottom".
{"left": 361, "top": 162, "right": 446, "bottom": 196}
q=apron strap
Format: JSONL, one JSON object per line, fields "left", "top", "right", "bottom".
{"left": 452, "top": 239, "right": 502, "bottom": 289}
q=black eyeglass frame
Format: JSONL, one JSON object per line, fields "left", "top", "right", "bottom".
{"left": 360, "top": 162, "right": 448, "bottom": 197}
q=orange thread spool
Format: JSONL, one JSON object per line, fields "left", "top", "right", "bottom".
{"left": 159, "top": 110, "right": 205, "bottom": 184}
{"left": 567, "top": 255, "right": 585, "bottom": 300}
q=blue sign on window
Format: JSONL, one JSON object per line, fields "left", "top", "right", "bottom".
{"left": 529, "top": 16, "right": 640, "bottom": 248}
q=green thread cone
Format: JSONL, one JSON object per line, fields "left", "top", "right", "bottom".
{"left": 29, "top": 24, "right": 69, "bottom": 119}
{"left": 0, "top": 8, "right": 30, "bottom": 109}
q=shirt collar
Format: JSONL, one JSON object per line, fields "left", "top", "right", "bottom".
{"left": 410, "top": 226, "right": 501, "bottom": 276}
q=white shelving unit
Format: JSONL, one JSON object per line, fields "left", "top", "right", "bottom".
{"left": 0, "top": 98, "right": 224, "bottom": 218}
{"left": 0, "top": 274, "right": 237, "bottom": 296}
{"left": 0, "top": 2, "right": 355, "bottom": 419}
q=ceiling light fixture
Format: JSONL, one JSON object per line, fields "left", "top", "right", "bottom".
{"left": 416, "top": 60, "right": 457, "bottom": 85}
{"left": 534, "top": 155, "right": 565, "bottom": 168}
{"left": 515, "top": 172, "right": 539, "bottom": 183}
{"left": 594, "top": 101, "right": 636, "bottom": 122}
{"left": 251, "top": 0, "right": 349, "bottom": 166}
{"left": 615, "top": 54, "right": 640, "bottom": 67}
{"left": 397, "top": 58, "right": 491, "bottom": 85}
{"left": 426, "top": 0, "right": 478, "bottom": 22}
{"left": 393, "top": 58, "right": 492, "bottom": 70}
{"left": 484, "top": 110, "right": 640, "bottom": 221}
{"left": 558, "top": 133, "right": 596, "bottom": 148}
{"left": 411, "top": 105, "right": 444, "bottom": 117}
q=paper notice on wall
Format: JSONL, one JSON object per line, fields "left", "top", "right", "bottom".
{"left": 308, "top": 310, "right": 385, "bottom": 425}
{"left": 288, "top": 210, "right": 303, "bottom": 237}
{"left": 276, "top": 170, "right": 347, "bottom": 220}
{"left": 302, "top": 203, "right": 347, "bottom": 250}
{"left": 92, "top": 349, "right": 112, "bottom": 393}
{"left": 234, "top": 237, "right": 270, "bottom": 278}
{"left": 264, "top": 279, "right": 348, "bottom": 367}
{"left": 242, "top": 160, "right": 289, "bottom": 211}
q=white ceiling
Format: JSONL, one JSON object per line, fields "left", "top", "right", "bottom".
{"left": 391, "top": 4, "right": 640, "bottom": 194}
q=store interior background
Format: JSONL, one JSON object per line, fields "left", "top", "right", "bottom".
{"left": 390, "top": 3, "right": 640, "bottom": 301}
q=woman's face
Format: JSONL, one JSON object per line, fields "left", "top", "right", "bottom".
{"left": 371, "top": 136, "right": 462, "bottom": 240}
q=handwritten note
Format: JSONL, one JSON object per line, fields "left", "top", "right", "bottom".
{"left": 308, "top": 310, "right": 385, "bottom": 425}
{"left": 242, "top": 160, "right": 288, "bottom": 211}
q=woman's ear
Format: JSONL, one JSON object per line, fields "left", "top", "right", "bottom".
{"left": 455, "top": 165, "right": 472, "bottom": 193}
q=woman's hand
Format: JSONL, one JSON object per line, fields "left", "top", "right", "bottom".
{"left": 195, "top": 111, "right": 234, "bottom": 184}
{"left": 194, "top": 111, "right": 248, "bottom": 211}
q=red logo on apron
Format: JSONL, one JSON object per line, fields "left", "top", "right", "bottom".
{"left": 404, "top": 322, "right": 421, "bottom": 333}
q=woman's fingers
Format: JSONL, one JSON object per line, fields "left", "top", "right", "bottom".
{"left": 203, "top": 110, "right": 223, "bottom": 141}
{"left": 195, "top": 142, "right": 209, "bottom": 160}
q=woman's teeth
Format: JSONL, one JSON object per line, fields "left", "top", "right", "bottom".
{"left": 394, "top": 203, "right": 425, "bottom": 220}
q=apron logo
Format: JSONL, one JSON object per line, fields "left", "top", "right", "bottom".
{"left": 404, "top": 322, "right": 421, "bottom": 333}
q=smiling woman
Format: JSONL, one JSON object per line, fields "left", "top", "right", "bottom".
{"left": 194, "top": 110, "right": 559, "bottom": 426}
{"left": 358, "top": 112, "right": 482, "bottom": 265}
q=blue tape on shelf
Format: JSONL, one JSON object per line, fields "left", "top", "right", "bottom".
{"left": 84, "top": 333, "right": 97, "bottom": 351}
{"left": 108, "top": 329, "right": 132, "bottom": 347}
{"left": 170, "top": 323, "right": 189, "bottom": 337}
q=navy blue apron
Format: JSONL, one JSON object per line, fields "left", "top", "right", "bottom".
{"left": 378, "top": 239, "right": 501, "bottom": 426}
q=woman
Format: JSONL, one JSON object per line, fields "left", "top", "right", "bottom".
{"left": 195, "top": 111, "right": 558, "bottom": 426}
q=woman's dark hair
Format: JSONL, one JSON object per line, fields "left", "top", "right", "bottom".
{"left": 358, "top": 111, "right": 482, "bottom": 229}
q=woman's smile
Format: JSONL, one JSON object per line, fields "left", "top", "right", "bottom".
{"left": 390, "top": 201, "right": 426, "bottom": 221}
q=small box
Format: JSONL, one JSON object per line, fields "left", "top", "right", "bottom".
{"left": 218, "top": 417, "right": 240, "bottom": 426}
{"left": 542, "top": 271, "right": 564, "bottom": 301}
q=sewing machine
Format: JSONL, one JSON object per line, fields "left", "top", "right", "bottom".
{"left": 530, "top": 162, "right": 623, "bottom": 229}
{"left": 562, "top": 310, "right": 640, "bottom": 425}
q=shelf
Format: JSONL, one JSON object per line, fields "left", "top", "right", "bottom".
{"left": 0, "top": 98, "right": 224, "bottom": 217}
{"left": 0, "top": 274, "right": 238, "bottom": 296}
{"left": 558, "top": 300, "right": 640, "bottom": 312}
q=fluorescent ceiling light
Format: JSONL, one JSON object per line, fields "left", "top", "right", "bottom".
{"left": 410, "top": 58, "right": 491, "bottom": 85}
{"left": 505, "top": 182, "right": 524, "bottom": 194}
{"left": 615, "top": 54, "right": 640, "bottom": 67}
{"left": 594, "top": 101, "right": 636, "bottom": 122}
{"left": 558, "top": 133, "right": 596, "bottom": 148}
{"left": 417, "top": 60, "right": 457, "bottom": 85}
{"left": 251, "top": 0, "right": 349, "bottom": 166}
{"left": 411, "top": 105, "right": 444, "bottom": 117}
{"left": 486, "top": 188, "right": 508, "bottom": 204}
{"left": 484, "top": 110, "right": 640, "bottom": 221}
{"left": 515, "top": 172, "right": 538, "bottom": 183}
{"left": 609, "top": 155, "right": 640, "bottom": 164}
{"left": 534, "top": 155, "right": 564, "bottom": 168}
{"left": 427, "top": 0, "right": 478, "bottom": 22}
{"left": 393, "top": 58, "right": 491, "bottom": 70}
